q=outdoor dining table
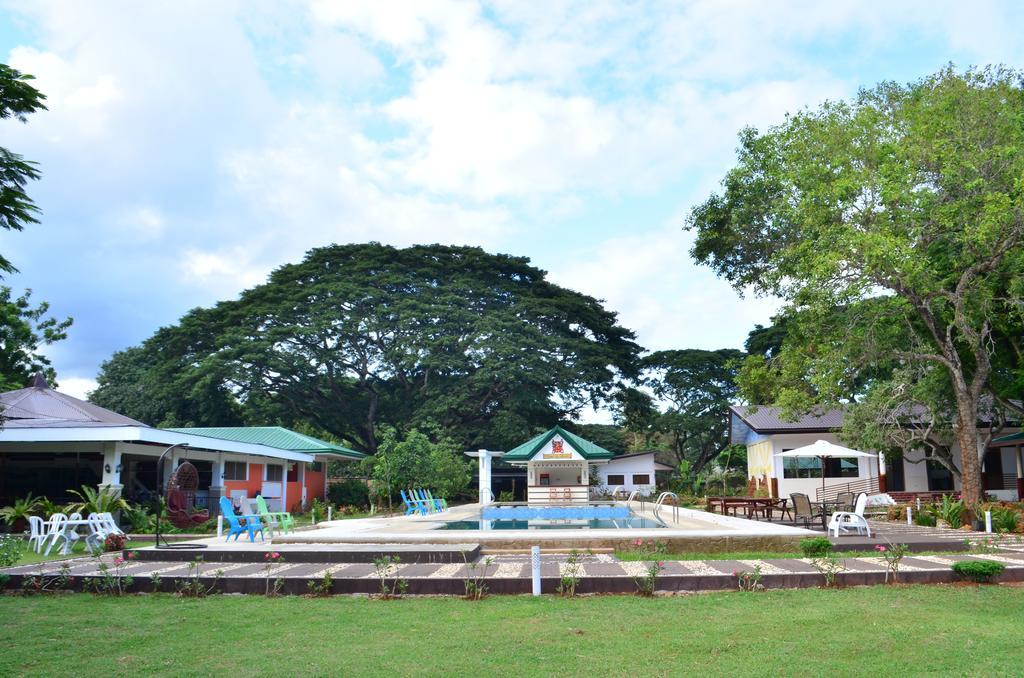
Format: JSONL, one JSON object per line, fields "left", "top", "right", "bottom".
{"left": 811, "top": 500, "right": 845, "bottom": 530}
{"left": 706, "top": 496, "right": 790, "bottom": 522}
{"left": 50, "top": 519, "right": 97, "bottom": 555}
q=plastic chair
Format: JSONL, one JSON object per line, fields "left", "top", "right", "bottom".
{"left": 255, "top": 495, "right": 295, "bottom": 535}
{"left": 85, "top": 513, "right": 111, "bottom": 552}
{"left": 400, "top": 490, "right": 428, "bottom": 516}
{"left": 43, "top": 513, "right": 72, "bottom": 556}
{"left": 99, "top": 512, "right": 126, "bottom": 537}
{"left": 828, "top": 492, "right": 871, "bottom": 537}
{"left": 218, "top": 496, "right": 264, "bottom": 542}
{"left": 425, "top": 490, "right": 447, "bottom": 512}
{"left": 27, "top": 516, "right": 47, "bottom": 553}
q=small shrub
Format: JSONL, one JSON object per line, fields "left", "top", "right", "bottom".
{"left": 104, "top": 532, "right": 126, "bottom": 552}
{"left": 952, "top": 560, "right": 1005, "bottom": 583}
{"left": 734, "top": 565, "right": 764, "bottom": 592}
{"left": 989, "top": 507, "right": 1019, "bottom": 534}
{"left": 372, "top": 555, "right": 408, "bottom": 599}
{"left": 21, "top": 563, "right": 72, "bottom": 595}
{"left": 800, "top": 537, "right": 832, "bottom": 558}
{"left": 177, "top": 557, "right": 221, "bottom": 598}
{"left": 307, "top": 572, "right": 333, "bottom": 597}
{"left": 263, "top": 551, "right": 285, "bottom": 597}
{"left": 0, "top": 534, "right": 25, "bottom": 567}
{"left": 875, "top": 542, "right": 909, "bottom": 584}
{"left": 811, "top": 555, "right": 846, "bottom": 587}
{"left": 632, "top": 561, "right": 665, "bottom": 597}
{"left": 914, "top": 511, "right": 937, "bottom": 527}
{"left": 463, "top": 555, "right": 495, "bottom": 600}
{"left": 557, "top": 550, "right": 583, "bottom": 598}
{"left": 935, "top": 495, "right": 966, "bottom": 528}
{"left": 150, "top": 572, "right": 162, "bottom": 592}
{"left": 496, "top": 491, "right": 514, "bottom": 503}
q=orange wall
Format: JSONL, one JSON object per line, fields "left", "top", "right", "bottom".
{"left": 305, "top": 467, "right": 326, "bottom": 503}
{"left": 224, "top": 462, "right": 264, "bottom": 501}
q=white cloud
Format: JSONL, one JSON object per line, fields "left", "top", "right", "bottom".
{"left": 57, "top": 376, "right": 98, "bottom": 400}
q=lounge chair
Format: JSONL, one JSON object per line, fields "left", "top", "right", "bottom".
{"left": 99, "top": 512, "right": 126, "bottom": 537}
{"left": 828, "top": 492, "right": 871, "bottom": 537}
{"left": 255, "top": 495, "right": 295, "bottom": 535}
{"left": 218, "top": 496, "right": 265, "bottom": 542}
{"left": 790, "top": 493, "right": 822, "bottom": 530}
{"left": 85, "top": 513, "right": 114, "bottom": 552}
{"left": 424, "top": 490, "right": 447, "bottom": 512}
{"left": 417, "top": 489, "right": 443, "bottom": 513}
{"left": 400, "top": 490, "right": 429, "bottom": 516}
{"left": 43, "top": 513, "right": 77, "bottom": 556}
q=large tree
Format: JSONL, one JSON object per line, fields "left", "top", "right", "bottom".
{"left": 687, "top": 66, "right": 1024, "bottom": 505}
{"left": 0, "top": 287, "right": 72, "bottom": 391}
{"left": 0, "top": 64, "right": 47, "bottom": 275}
{"left": 93, "top": 243, "right": 641, "bottom": 452}
{"left": 640, "top": 348, "right": 744, "bottom": 473}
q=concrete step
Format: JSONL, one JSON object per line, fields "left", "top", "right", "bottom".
{"left": 129, "top": 542, "right": 481, "bottom": 564}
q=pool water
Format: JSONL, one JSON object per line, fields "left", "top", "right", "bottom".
{"left": 436, "top": 516, "right": 665, "bottom": 530}
{"left": 437, "top": 504, "right": 664, "bottom": 530}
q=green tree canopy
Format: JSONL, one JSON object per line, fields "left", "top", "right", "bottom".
{"left": 92, "top": 243, "right": 641, "bottom": 453}
{"left": 687, "top": 66, "right": 1024, "bottom": 505}
{"left": 640, "top": 348, "right": 744, "bottom": 473}
{"left": 361, "top": 428, "right": 470, "bottom": 506}
{"left": 0, "top": 287, "right": 71, "bottom": 391}
{"left": 0, "top": 64, "right": 47, "bottom": 274}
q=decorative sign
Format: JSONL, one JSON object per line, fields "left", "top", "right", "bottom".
{"left": 542, "top": 437, "right": 573, "bottom": 459}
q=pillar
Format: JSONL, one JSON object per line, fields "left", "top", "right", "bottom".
{"left": 209, "top": 454, "right": 226, "bottom": 515}
{"left": 298, "top": 461, "right": 307, "bottom": 508}
{"left": 99, "top": 443, "right": 123, "bottom": 497}
{"left": 878, "top": 452, "right": 887, "bottom": 494}
{"left": 1015, "top": 445, "right": 1023, "bottom": 501}
{"left": 478, "top": 449, "right": 492, "bottom": 505}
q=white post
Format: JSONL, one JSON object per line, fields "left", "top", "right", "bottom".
{"left": 531, "top": 545, "right": 541, "bottom": 596}
{"left": 327, "top": 506, "right": 333, "bottom": 522}
{"left": 906, "top": 507, "right": 913, "bottom": 525}
{"left": 915, "top": 497, "right": 921, "bottom": 512}
{"left": 985, "top": 510, "right": 992, "bottom": 533}
{"left": 217, "top": 514, "right": 224, "bottom": 538}
{"left": 478, "top": 449, "right": 492, "bottom": 505}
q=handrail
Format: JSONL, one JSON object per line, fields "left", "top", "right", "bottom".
{"left": 624, "top": 490, "right": 646, "bottom": 514}
{"left": 654, "top": 492, "right": 679, "bottom": 525}
{"left": 815, "top": 477, "right": 880, "bottom": 502}
{"left": 609, "top": 486, "right": 624, "bottom": 500}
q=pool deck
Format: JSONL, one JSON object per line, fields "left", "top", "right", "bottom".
{"left": 271, "top": 503, "right": 817, "bottom": 552}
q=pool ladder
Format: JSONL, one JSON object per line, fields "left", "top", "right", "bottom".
{"left": 624, "top": 490, "right": 645, "bottom": 514}
{"left": 653, "top": 492, "right": 680, "bottom": 525}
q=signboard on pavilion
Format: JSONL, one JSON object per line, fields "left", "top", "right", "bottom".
{"left": 539, "top": 436, "right": 583, "bottom": 461}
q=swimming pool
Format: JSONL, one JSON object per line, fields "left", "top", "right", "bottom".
{"left": 435, "top": 504, "right": 665, "bottom": 530}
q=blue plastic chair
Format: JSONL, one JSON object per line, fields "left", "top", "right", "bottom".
{"left": 425, "top": 489, "right": 447, "bottom": 512}
{"left": 401, "top": 490, "right": 430, "bottom": 515}
{"left": 219, "top": 496, "right": 265, "bottom": 542}
{"left": 399, "top": 490, "right": 422, "bottom": 515}
{"left": 417, "top": 489, "right": 443, "bottom": 513}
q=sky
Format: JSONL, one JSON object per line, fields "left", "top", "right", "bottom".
{"left": 1, "top": 0, "right": 1023, "bottom": 402}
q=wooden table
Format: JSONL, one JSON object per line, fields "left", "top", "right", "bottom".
{"left": 706, "top": 496, "right": 789, "bottom": 521}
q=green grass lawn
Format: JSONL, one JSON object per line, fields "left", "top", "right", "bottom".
{"left": 0, "top": 585, "right": 1021, "bottom": 676}
{"left": 12, "top": 540, "right": 156, "bottom": 567}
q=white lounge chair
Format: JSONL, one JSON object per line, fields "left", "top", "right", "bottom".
{"left": 99, "top": 512, "right": 125, "bottom": 537}
{"left": 827, "top": 492, "right": 871, "bottom": 537}
{"left": 27, "top": 516, "right": 47, "bottom": 553}
{"left": 85, "top": 513, "right": 114, "bottom": 552}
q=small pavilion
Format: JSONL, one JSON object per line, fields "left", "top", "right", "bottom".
{"left": 470, "top": 426, "right": 614, "bottom": 505}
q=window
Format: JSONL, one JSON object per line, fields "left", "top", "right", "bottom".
{"left": 223, "top": 461, "right": 247, "bottom": 481}
{"left": 782, "top": 455, "right": 821, "bottom": 479}
{"left": 606, "top": 474, "right": 625, "bottom": 485}
{"left": 287, "top": 463, "right": 298, "bottom": 483}
{"left": 306, "top": 462, "right": 323, "bottom": 473}
{"left": 632, "top": 474, "right": 651, "bottom": 485}
{"left": 824, "top": 457, "right": 859, "bottom": 478}
{"left": 265, "top": 464, "right": 284, "bottom": 482}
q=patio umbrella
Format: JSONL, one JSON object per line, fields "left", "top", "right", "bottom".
{"left": 774, "top": 440, "right": 876, "bottom": 499}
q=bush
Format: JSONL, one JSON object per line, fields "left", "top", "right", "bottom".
{"left": 0, "top": 535, "right": 24, "bottom": 567}
{"left": 328, "top": 479, "right": 370, "bottom": 509}
{"left": 914, "top": 511, "right": 937, "bottom": 527}
{"left": 951, "top": 560, "right": 1005, "bottom": 583}
{"left": 104, "top": 533, "right": 127, "bottom": 552}
{"left": 800, "top": 537, "right": 833, "bottom": 557}
{"left": 935, "top": 495, "right": 966, "bottom": 528}
{"left": 989, "top": 507, "right": 1020, "bottom": 533}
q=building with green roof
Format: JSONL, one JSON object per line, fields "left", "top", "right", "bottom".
{"left": 164, "top": 426, "right": 366, "bottom": 460}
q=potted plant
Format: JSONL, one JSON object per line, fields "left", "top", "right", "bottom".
{"left": 0, "top": 493, "right": 43, "bottom": 533}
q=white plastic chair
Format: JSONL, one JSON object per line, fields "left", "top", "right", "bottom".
{"left": 85, "top": 513, "right": 111, "bottom": 552}
{"left": 42, "top": 513, "right": 69, "bottom": 556}
{"left": 27, "top": 516, "right": 47, "bottom": 553}
{"left": 828, "top": 492, "right": 871, "bottom": 537}
{"left": 99, "top": 512, "right": 125, "bottom": 537}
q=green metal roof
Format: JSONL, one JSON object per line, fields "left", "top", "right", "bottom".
{"left": 991, "top": 431, "right": 1024, "bottom": 446}
{"left": 502, "top": 426, "right": 615, "bottom": 462}
{"left": 164, "top": 426, "right": 366, "bottom": 459}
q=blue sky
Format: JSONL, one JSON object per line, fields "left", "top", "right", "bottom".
{"left": 2, "top": 0, "right": 1024, "bottom": 400}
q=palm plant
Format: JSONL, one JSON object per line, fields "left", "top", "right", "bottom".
{"left": 65, "top": 486, "right": 129, "bottom": 515}
{"left": 0, "top": 493, "right": 43, "bottom": 527}
{"left": 37, "top": 496, "right": 63, "bottom": 518}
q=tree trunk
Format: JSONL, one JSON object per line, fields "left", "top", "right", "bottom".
{"left": 952, "top": 392, "right": 983, "bottom": 506}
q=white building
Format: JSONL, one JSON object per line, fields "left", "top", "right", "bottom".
{"left": 596, "top": 452, "right": 674, "bottom": 496}
{"left": 730, "top": 405, "right": 1023, "bottom": 501}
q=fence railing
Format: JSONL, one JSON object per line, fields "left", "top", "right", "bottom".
{"left": 815, "top": 477, "right": 880, "bottom": 502}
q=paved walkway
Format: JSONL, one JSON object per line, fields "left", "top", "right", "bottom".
{"left": 5, "top": 534, "right": 1024, "bottom": 595}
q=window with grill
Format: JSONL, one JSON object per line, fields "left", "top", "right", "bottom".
{"left": 632, "top": 474, "right": 651, "bottom": 485}
{"left": 606, "top": 474, "right": 625, "bottom": 485}
{"left": 223, "top": 461, "right": 247, "bottom": 481}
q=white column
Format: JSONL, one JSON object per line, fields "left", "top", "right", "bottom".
{"left": 99, "top": 442, "right": 123, "bottom": 496}
{"left": 210, "top": 454, "right": 227, "bottom": 514}
{"left": 478, "top": 449, "right": 492, "bottom": 505}
{"left": 298, "top": 462, "right": 307, "bottom": 507}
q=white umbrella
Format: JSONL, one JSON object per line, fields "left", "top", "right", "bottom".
{"left": 774, "top": 440, "right": 876, "bottom": 499}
